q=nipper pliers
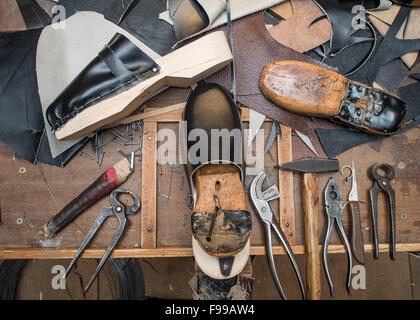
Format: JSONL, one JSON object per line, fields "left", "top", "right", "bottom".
{"left": 369, "top": 163, "right": 396, "bottom": 260}
{"left": 64, "top": 189, "right": 141, "bottom": 292}
{"left": 323, "top": 177, "right": 352, "bottom": 296}
{"left": 249, "top": 171, "right": 305, "bottom": 300}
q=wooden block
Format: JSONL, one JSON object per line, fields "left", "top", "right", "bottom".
{"left": 277, "top": 126, "right": 296, "bottom": 245}
{"left": 141, "top": 121, "right": 157, "bottom": 248}
{"left": 55, "top": 31, "right": 233, "bottom": 141}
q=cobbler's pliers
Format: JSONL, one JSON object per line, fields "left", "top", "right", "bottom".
{"left": 369, "top": 163, "right": 396, "bottom": 260}
{"left": 323, "top": 177, "right": 352, "bottom": 296}
{"left": 64, "top": 189, "right": 141, "bottom": 292}
{"left": 249, "top": 171, "right": 305, "bottom": 300}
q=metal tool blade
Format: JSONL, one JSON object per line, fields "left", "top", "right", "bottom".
{"left": 264, "top": 121, "right": 280, "bottom": 154}
{"left": 277, "top": 158, "right": 339, "bottom": 174}
{"left": 345, "top": 162, "right": 359, "bottom": 202}
{"left": 248, "top": 110, "right": 266, "bottom": 147}
{"left": 294, "top": 130, "right": 319, "bottom": 158}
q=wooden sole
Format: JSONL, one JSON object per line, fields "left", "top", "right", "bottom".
{"left": 192, "top": 164, "right": 250, "bottom": 256}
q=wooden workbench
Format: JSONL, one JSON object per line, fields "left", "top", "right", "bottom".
{"left": 0, "top": 88, "right": 419, "bottom": 259}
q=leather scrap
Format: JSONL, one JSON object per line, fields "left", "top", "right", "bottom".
{"left": 16, "top": 0, "right": 50, "bottom": 29}
{"left": 367, "top": 3, "right": 401, "bottom": 24}
{"left": 365, "top": 5, "right": 420, "bottom": 84}
{"left": 270, "top": 0, "right": 293, "bottom": 20}
{"left": 206, "top": 12, "right": 337, "bottom": 140}
{"left": 0, "top": 28, "right": 87, "bottom": 166}
{"left": 163, "top": 0, "right": 287, "bottom": 46}
{"left": 267, "top": 0, "right": 331, "bottom": 53}
{"left": 0, "top": 0, "right": 26, "bottom": 32}
{"left": 369, "top": 7, "right": 420, "bottom": 68}
{"left": 313, "top": 0, "right": 379, "bottom": 56}
{"left": 57, "top": 0, "right": 176, "bottom": 55}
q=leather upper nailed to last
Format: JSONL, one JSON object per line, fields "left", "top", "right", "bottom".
{"left": 183, "top": 82, "right": 251, "bottom": 279}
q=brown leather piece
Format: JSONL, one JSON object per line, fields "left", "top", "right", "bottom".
{"left": 260, "top": 60, "right": 347, "bottom": 117}
{"left": 206, "top": 12, "right": 337, "bottom": 140}
{"left": 268, "top": 0, "right": 331, "bottom": 53}
{"left": 0, "top": 0, "right": 26, "bottom": 32}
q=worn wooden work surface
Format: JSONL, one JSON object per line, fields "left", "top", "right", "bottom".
{"left": 0, "top": 88, "right": 419, "bottom": 258}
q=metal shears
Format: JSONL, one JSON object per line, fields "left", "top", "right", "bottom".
{"left": 323, "top": 177, "right": 352, "bottom": 296}
{"left": 249, "top": 171, "right": 305, "bottom": 300}
{"left": 369, "top": 163, "right": 396, "bottom": 260}
{"left": 64, "top": 189, "right": 141, "bottom": 292}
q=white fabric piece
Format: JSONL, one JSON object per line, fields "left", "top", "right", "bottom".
{"left": 36, "top": 11, "right": 160, "bottom": 158}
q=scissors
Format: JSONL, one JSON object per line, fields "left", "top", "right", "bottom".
{"left": 249, "top": 171, "right": 305, "bottom": 300}
{"left": 64, "top": 189, "right": 141, "bottom": 292}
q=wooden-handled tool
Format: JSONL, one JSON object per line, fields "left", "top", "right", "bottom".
{"left": 40, "top": 155, "right": 134, "bottom": 238}
{"left": 341, "top": 162, "right": 365, "bottom": 264}
{"left": 55, "top": 31, "right": 232, "bottom": 141}
{"left": 277, "top": 158, "right": 339, "bottom": 300}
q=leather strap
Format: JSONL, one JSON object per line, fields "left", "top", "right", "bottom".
{"left": 98, "top": 45, "right": 135, "bottom": 84}
{"left": 226, "top": 0, "right": 236, "bottom": 104}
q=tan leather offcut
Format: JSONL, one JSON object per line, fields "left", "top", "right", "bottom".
{"left": 259, "top": 60, "right": 348, "bottom": 118}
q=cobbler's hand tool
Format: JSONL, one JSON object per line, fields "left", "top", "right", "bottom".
{"left": 341, "top": 162, "right": 365, "bottom": 264}
{"left": 276, "top": 158, "right": 339, "bottom": 300}
{"left": 249, "top": 171, "right": 305, "bottom": 300}
{"left": 323, "top": 178, "right": 352, "bottom": 296}
{"left": 294, "top": 129, "right": 319, "bottom": 158}
{"left": 264, "top": 121, "right": 282, "bottom": 154}
{"left": 369, "top": 163, "right": 396, "bottom": 260}
{"left": 64, "top": 189, "right": 140, "bottom": 292}
{"left": 41, "top": 153, "right": 135, "bottom": 238}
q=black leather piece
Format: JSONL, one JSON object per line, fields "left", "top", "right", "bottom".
{"left": 313, "top": 0, "right": 376, "bottom": 56}
{"left": 184, "top": 83, "right": 243, "bottom": 172}
{"left": 57, "top": 0, "right": 176, "bottom": 56}
{"left": 46, "top": 33, "right": 159, "bottom": 131}
{"left": 365, "top": 6, "right": 420, "bottom": 85}
{"left": 316, "top": 77, "right": 420, "bottom": 158}
{"left": 307, "top": 23, "right": 410, "bottom": 92}
{"left": 0, "top": 28, "right": 88, "bottom": 166}
{"left": 333, "top": 82, "right": 407, "bottom": 134}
